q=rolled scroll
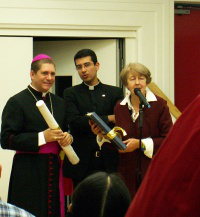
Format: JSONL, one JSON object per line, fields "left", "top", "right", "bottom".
{"left": 36, "top": 100, "right": 79, "bottom": 165}
{"left": 87, "top": 112, "right": 127, "bottom": 150}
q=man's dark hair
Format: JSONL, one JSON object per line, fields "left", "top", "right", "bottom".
{"left": 31, "top": 59, "right": 56, "bottom": 74}
{"left": 74, "top": 49, "right": 98, "bottom": 65}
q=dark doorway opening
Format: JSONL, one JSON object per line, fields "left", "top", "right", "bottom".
{"left": 55, "top": 76, "right": 72, "bottom": 98}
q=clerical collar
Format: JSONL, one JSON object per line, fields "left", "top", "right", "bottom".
{"left": 27, "top": 85, "right": 54, "bottom": 114}
{"left": 83, "top": 81, "right": 100, "bottom": 90}
{"left": 30, "top": 84, "right": 48, "bottom": 97}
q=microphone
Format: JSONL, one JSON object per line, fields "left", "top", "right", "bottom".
{"left": 134, "top": 88, "right": 151, "bottom": 108}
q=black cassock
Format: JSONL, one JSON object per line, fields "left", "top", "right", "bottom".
{"left": 1, "top": 86, "right": 66, "bottom": 217}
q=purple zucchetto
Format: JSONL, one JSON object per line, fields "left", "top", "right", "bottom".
{"left": 32, "top": 54, "right": 53, "bottom": 63}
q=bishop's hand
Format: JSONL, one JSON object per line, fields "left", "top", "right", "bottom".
{"left": 43, "top": 128, "right": 64, "bottom": 142}
{"left": 59, "top": 132, "right": 73, "bottom": 147}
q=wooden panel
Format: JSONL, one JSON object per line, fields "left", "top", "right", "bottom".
{"left": 148, "top": 82, "right": 181, "bottom": 119}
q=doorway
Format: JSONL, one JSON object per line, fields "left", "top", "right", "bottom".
{"left": 33, "top": 38, "right": 125, "bottom": 94}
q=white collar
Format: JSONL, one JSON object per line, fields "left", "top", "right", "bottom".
{"left": 30, "top": 84, "right": 48, "bottom": 97}
{"left": 84, "top": 81, "right": 100, "bottom": 90}
{"left": 120, "top": 88, "right": 157, "bottom": 108}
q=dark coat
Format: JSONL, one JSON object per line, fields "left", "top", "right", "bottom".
{"left": 63, "top": 82, "right": 124, "bottom": 180}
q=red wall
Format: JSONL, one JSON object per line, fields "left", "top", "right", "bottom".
{"left": 175, "top": 10, "right": 200, "bottom": 112}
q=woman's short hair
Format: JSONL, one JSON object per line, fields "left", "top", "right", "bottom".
{"left": 70, "top": 172, "right": 131, "bottom": 217}
{"left": 120, "top": 63, "right": 152, "bottom": 86}
{"left": 31, "top": 58, "right": 56, "bottom": 74}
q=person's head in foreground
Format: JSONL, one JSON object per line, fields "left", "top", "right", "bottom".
{"left": 68, "top": 172, "right": 131, "bottom": 217}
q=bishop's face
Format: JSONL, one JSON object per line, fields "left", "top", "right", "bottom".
{"left": 30, "top": 63, "right": 56, "bottom": 92}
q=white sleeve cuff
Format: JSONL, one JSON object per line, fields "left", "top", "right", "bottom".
{"left": 38, "top": 132, "right": 46, "bottom": 146}
{"left": 96, "top": 135, "right": 111, "bottom": 149}
{"left": 142, "top": 138, "right": 154, "bottom": 158}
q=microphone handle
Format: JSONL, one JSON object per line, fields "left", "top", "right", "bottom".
{"left": 135, "top": 89, "right": 150, "bottom": 108}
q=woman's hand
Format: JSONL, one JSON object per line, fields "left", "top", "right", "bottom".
{"left": 119, "top": 138, "right": 139, "bottom": 153}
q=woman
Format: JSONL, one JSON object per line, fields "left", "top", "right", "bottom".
{"left": 91, "top": 63, "right": 173, "bottom": 197}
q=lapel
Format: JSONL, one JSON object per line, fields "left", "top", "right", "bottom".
{"left": 78, "top": 83, "right": 95, "bottom": 113}
{"left": 120, "top": 103, "right": 137, "bottom": 138}
{"left": 78, "top": 82, "right": 108, "bottom": 113}
{"left": 93, "top": 83, "right": 108, "bottom": 113}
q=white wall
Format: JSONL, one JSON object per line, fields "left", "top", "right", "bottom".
{"left": 0, "top": 37, "right": 33, "bottom": 201}
{"left": 0, "top": 0, "right": 174, "bottom": 99}
{"left": 34, "top": 39, "right": 118, "bottom": 87}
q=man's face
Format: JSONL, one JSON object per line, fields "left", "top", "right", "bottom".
{"left": 30, "top": 63, "right": 56, "bottom": 92}
{"left": 75, "top": 56, "right": 99, "bottom": 86}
